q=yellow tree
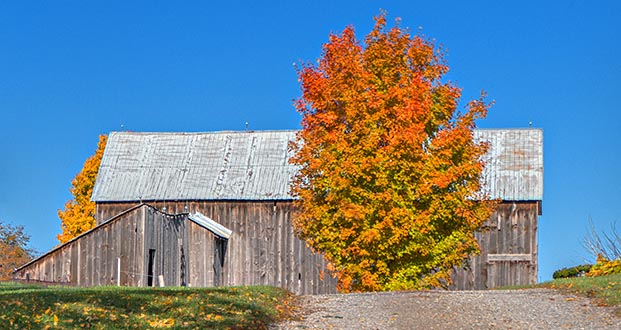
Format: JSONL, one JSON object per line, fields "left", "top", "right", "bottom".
{"left": 57, "top": 135, "right": 107, "bottom": 244}
{"left": 290, "top": 12, "right": 496, "bottom": 292}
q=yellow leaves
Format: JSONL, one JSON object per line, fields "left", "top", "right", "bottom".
{"left": 203, "top": 314, "right": 224, "bottom": 321}
{"left": 57, "top": 134, "right": 107, "bottom": 243}
{"left": 587, "top": 255, "right": 621, "bottom": 277}
{"left": 361, "top": 228, "right": 380, "bottom": 244}
{"left": 148, "top": 317, "right": 175, "bottom": 328}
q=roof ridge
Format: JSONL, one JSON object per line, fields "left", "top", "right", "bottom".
{"left": 110, "top": 129, "right": 299, "bottom": 135}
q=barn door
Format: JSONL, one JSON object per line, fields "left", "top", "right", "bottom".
{"left": 213, "top": 237, "right": 228, "bottom": 286}
{"left": 486, "top": 254, "right": 533, "bottom": 288}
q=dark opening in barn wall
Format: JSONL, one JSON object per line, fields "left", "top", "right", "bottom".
{"left": 213, "top": 237, "right": 227, "bottom": 287}
{"left": 147, "top": 249, "right": 155, "bottom": 287}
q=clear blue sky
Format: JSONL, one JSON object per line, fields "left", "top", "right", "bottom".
{"left": 1, "top": 1, "right": 619, "bottom": 282}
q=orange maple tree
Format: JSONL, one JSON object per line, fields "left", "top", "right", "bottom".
{"left": 57, "top": 134, "right": 107, "bottom": 244}
{"left": 290, "top": 12, "right": 496, "bottom": 292}
{"left": 0, "top": 221, "right": 34, "bottom": 280}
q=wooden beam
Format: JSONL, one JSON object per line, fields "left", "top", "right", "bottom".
{"left": 487, "top": 254, "right": 532, "bottom": 262}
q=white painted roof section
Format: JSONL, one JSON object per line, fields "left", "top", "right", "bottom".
{"left": 91, "top": 131, "right": 299, "bottom": 201}
{"left": 188, "top": 212, "right": 232, "bottom": 239}
{"left": 92, "top": 129, "right": 543, "bottom": 202}
{"left": 476, "top": 129, "right": 543, "bottom": 201}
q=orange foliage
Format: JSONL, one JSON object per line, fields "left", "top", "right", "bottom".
{"left": 0, "top": 221, "right": 34, "bottom": 280}
{"left": 57, "top": 135, "right": 107, "bottom": 244}
{"left": 290, "top": 12, "right": 496, "bottom": 292}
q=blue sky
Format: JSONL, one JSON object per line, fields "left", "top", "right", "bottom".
{"left": 0, "top": 1, "right": 619, "bottom": 282}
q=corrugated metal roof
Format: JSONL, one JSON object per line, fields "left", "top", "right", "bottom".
{"left": 189, "top": 212, "right": 233, "bottom": 239}
{"left": 92, "top": 131, "right": 299, "bottom": 201}
{"left": 476, "top": 129, "right": 543, "bottom": 201}
{"left": 92, "top": 129, "right": 543, "bottom": 202}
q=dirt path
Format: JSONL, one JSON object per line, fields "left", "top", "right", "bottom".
{"left": 273, "top": 289, "right": 620, "bottom": 329}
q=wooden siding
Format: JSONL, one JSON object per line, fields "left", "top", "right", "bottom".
{"left": 17, "top": 200, "right": 536, "bottom": 293}
{"left": 22, "top": 201, "right": 338, "bottom": 294}
{"left": 14, "top": 206, "right": 210, "bottom": 288}
{"left": 451, "top": 202, "right": 539, "bottom": 290}
{"left": 14, "top": 205, "right": 148, "bottom": 286}
{"left": 101, "top": 201, "right": 338, "bottom": 294}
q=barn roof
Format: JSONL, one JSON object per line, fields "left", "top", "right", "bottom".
{"left": 92, "top": 130, "right": 299, "bottom": 202}
{"left": 91, "top": 129, "right": 543, "bottom": 202}
{"left": 476, "top": 129, "right": 543, "bottom": 201}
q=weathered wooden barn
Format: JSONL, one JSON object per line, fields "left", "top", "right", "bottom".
{"left": 13, "top": 204, "right": 234, "bottom": 288}
{"left": 450, "top": 129, "right": 543, "bottom": 289}
{"left": 15, "top": 131, "right": 337, "bottom": 294}
{"left": 15, "top": 128, "right": 542, "bottom": 292}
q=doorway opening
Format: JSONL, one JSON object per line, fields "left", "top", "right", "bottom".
{"left": 147, "top": 249, "right": 156, "bottom": 287}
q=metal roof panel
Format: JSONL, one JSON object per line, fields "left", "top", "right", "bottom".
{"left": 92, "top": 129, "right": 542, "bottom": 202}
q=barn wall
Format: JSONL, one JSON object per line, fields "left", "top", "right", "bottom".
{"left": 143, "top": 207, "right": 190, "bottom": 287}
{"left": 97, "top": 201, "right": 338, "bottom": 295}
{"left": 14, "top": 206, "right": 148, "bottom": 286}
{"left": 451, "top": 201, "right": 539, "bottom": 290}
{"left": 19, "top": 201, "right": 536, "bottom": 292}
{"left": 14, "top": 206, "right": 220, "bottom": 289}
{"left": 187, "top": 220, "right": 216, "bottom": 287}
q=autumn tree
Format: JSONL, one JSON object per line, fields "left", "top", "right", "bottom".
{"left": 57, "top": 134, "right": 107, "bottom": 244}
{"left": 0, "top": 221, "right": 35, "bottom": 280}
{"left": 290, "top": 12, "right": 495, "bottom": 292}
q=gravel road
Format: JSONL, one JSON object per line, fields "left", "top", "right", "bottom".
{"left": 272, "top": 289, "right": 620, "bottom": 329}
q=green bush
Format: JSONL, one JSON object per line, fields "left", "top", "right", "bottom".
{"left": 552, "top": 264, "right": 593, "bottom": 279}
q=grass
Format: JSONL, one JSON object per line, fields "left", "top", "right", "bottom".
{"left": 495, "top": 273, "right": 621, "bottom": 316}
{"left": 537, "top": 273, "right": 621, "bottom": 315}
{"left": 0, "top": 282, "right": 295, "bottom": 329}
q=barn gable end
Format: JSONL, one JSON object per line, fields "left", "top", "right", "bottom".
{"left": 14, "top": 204, "right": 224, "bottom": 287}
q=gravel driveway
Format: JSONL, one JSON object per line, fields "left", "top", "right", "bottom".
{"left": 273, "top": 289, "right": 620, "bottom": 329}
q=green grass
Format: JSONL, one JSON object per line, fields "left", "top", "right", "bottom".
{"left": 538, "top": 273, "right": 621, "bottom": 314}
{"left": 0, "top": 282, "right": 294, "bottom": 329}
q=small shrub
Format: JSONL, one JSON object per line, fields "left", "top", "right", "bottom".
{"left": 552, "top": 264, "right": 593, "bottom": 279}
{"left": 588, "top": 254, "right": 621, "bottom": 277}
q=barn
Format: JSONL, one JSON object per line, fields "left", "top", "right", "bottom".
{"left": 451, "top": 129, "right": 543, "bottom": 289}
{"left": 14, "top": 128, "right": 542, "bottom": 292}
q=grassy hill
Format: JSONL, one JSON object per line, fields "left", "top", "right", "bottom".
{"left": 0, "top": 283, "right": 294, "bottom": 329}
{"left": 538, "top": 273, "right": 621, "bottom": 316}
